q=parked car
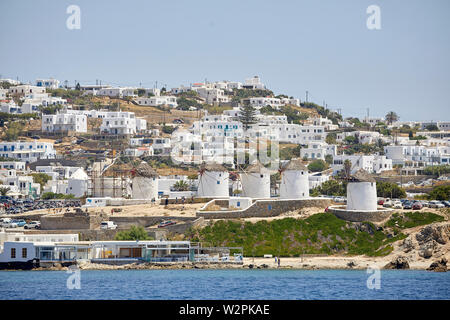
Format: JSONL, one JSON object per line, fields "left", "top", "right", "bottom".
{"left": 24, "top": 221, "right": 41, "bottom": 229}
{"left": 442, "top": 201, "right": 450, "bottom": 208}
{"left": 158, "top": 220, "right": 176, "bottom": 228}
{"left": 377, "top": 199, "right": 385, "bottom": 205}
{"left": 428, "top": 200, "right": 445, "bottom": 209}
{"left": 31, "top": 135, "right": 40, "bottom": 139}
{"left": 100, "top": 221, "right": 117, "bottom": 230}
{"left": 11, "top": 219, "right": 26, "bottom": 227}
{"left": 393, "top": 201, "right": 403, "bottom": 209}
{"left": 333, "top": 196, "right": 346, "bottom": 203}
{"left": 383, "top": 199, "right": 393, "bottom": 208}
{"left": 403, "top": 201, "right": 413, "bottom": 210}
{"left": 1, "top": 221, "right": 18, "bottom": 228}
{"left": 412, "top": 202, "right": 423, "bottom": 210}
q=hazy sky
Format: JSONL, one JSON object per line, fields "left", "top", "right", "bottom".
{"left": 1, "top": 0, "right": 449, "bottom": 121}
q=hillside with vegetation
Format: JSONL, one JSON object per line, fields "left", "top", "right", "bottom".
{"left": 187, "top": 211, "right": 445, "bottom": 257}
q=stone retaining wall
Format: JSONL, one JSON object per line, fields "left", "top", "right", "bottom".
{"left": 329, "top": 206, "right": 393, "bottom": 223}
{"left": 110, "top": 216, "right": 197, "bottom": 228}
{"left": 197, "top": 198, "right": 332, "bottom": 219}
{"left": 40, "top": 213, "right": 105, "bottom": 230}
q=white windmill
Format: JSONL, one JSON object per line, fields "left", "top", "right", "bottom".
{"left": 279, "top": 158, "right": 309, "bottom": 199}
{"left": 197, "top": 162, "right": 229, "bottom": 198}
{"left": 131, "top": 161, "right": 159, "bottom": 200}
{"left": 346, "top": 168, "right": 377, "bottom": 211}
{"left": 239, "top": 161, "right": 271, "bottom": 199}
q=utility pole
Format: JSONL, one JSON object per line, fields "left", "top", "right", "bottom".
{"left": 306, "top": 90, "right": 309, "bottom": 103}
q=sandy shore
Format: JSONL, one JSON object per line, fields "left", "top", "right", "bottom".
{"left": 28, "top": 254, "right": 444, "bottom": 272}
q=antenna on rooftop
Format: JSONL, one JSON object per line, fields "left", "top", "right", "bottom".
{"left": 305, "top": 90, "right": 309, "bottom": 103}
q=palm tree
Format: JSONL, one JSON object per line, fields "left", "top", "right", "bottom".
{"left": 385, "top": 111, "right": 399, "bottom": 125}
{"left": 0, "top": 187, "right": 10, "bottom": 196}
{"left": 172, "top": 180, "right": 190, "bottom": 191}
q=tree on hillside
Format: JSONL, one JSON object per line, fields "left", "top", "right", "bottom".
{"left": 4, "top": 122, "right": 24, "bottom": 141}
{"left": 238, "top": 102, "right": 257, "bottom": 131}
{"left": 425, "top": 124, "right": 439, "bottom": 131}
{"left": 376, "top": 181, "right": 406, "bottom": 198}
{"left": 307, "top": 159, "right": 328, "bottom": 172}
{"left": 75, "top": 82, "right": 81, "bottom": 91}
{"left": 31, "top": 173, "right": 52, "bottom": 189}
{"left": 385, "top": 111, "right": 399, "bottom": 125}
{"left": 114, "top": 226, "right": 152, "bottom": 241}
{"left": 325, "top": 154, "right": 333, "bottom": 165}
{"left": 342, "top": 159, "right": 352, "bottom": 180}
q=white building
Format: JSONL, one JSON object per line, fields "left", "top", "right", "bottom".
{"left": 336, "top": 131, "right": 382, "bottom": 145}
{"left": 311, "top": 117, "right": 338, "bottom": 131}
{"left": 193, "top": 87, "right": 229, "bottom": 105}
{"left": 135, "top": 96, "right": 178, "bottom": 108}
{"left": 0, "top": 141, "right": 56, "bottom": 163}
{"left": 384, "top": 145, "right": 450, "bottom": 166}
{"left": 331, "top": 154, "right": 392, "bottom": 174}
{"left": 420, "top": 121, "right": 450, "bottom": 132}
{"left": 0, "top": 161, "right": 26, "bottom": 171}
{"left": 42, "top": 113, "right": 87, "bottom": 133}
{"left": 362, "top": 117, "right": 384, "bottom": 126}
{"left": 100, "top": 112, "right": 147, "bottom": 135}
{"left": 96, "top": 87, "right": 137, "bottom": 98}
{"left": 242, "top": 76, "right": 266, "bottom": 89}
{"left": 300, "top": 142, "right": 337, "bottom": 160}
{"left": 35, "top": 78, "right": 60, "bottom": 89}
{"left": 8, "top": 85, "right": 45, "bottom": 96}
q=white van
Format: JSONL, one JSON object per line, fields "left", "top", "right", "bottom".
{"left": 100, "top": 221, "right": 117, "bottom": 230}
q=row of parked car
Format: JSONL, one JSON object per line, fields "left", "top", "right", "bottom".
{"left": 0, "top": 196, "right": 81, "bottom": 215}
{"left": 0, "top": 218, "right": 41, "bottom": 229}
{"left": 378, "top": 198, "right": 450, "bottom": 210}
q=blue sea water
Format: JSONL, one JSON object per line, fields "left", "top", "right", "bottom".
{"left": 0, "top": 269, "right": 449, "bottom": 300}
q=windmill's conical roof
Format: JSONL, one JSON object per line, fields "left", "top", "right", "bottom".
{"left": 282, "top": 158, "right": 308, "bottom": 171}
{"left": 134, "top": 161, "right": 158, "bottom": 178}
{"left": 349, "top": 168, "right": 375, "bottom": 182}
{"left": 200, "top": 162, "right": 227, "bottom": 172}
{"left": 245, "top": 161, "right": 270, "bottom": 174}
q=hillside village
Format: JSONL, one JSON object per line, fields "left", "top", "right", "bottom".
{"left": 0, "top": 75, "right": 449, "bottom": 271}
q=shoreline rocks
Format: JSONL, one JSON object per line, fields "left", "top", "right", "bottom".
{"left": 426, "top": 258, "right": 448, "bottom": 272}
{"left": 384, "top": 256, "right": 410, "bottom": 269}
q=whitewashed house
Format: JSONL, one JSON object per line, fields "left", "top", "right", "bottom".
{"left": 100, "top": 112, "right": 147, "bottom": 135}
{"left": 0, "top": 141, "right": 56, "bottom": 163}
{"left": 8, "top": 85, "right": 45, "bottom": 96}
{"left": 42, "top": 113, "right": 87, "bottom": 133}
{"left": 35, "top": 78, "right": 60, "bottom": 89}
{"left": 135, "top": 96, "right": 178, "bottom": 108}
{"left": 331, "top": 154, "right": 392, "bottom": 174}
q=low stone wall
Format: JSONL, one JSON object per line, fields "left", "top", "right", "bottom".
{"left": 375, "top": 175, "right": 433, "bottom": 184}
{"left": 108, "top": 199, "right": 155, "bottom": 206}
{"left": 160, "top": 197, "right": 215, "bottom": 205}
{"left": 110, "top": 216, "right": 198, "bottom": 228}
{"left": 197, "top": 198, "right": 332, "bottom": 219}
{"left": 329, "top": 205, "right": 393, "bottom": 223}
{"left": 40, "top": 213, "right": 105, "bottom": 230}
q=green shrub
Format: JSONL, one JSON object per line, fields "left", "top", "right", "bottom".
{"left": 114, "top": 225, "right": 152, "bottom": 241}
